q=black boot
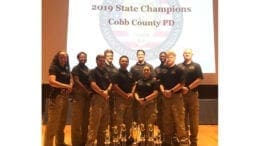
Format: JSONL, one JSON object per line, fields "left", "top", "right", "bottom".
{"left": 172, "top": 136, "right": 180, "bottom": 146}
{"left": 190, "top": 142, "right": 197, "bottom": 146}
{"left": 179, "top": 137, "right": 190, "bottom": 146}
{"left": 56, "top": 143, "right": 70, "bottom": 146}
{"left": 162, "top": 141, "right": 171, "bottom": 146}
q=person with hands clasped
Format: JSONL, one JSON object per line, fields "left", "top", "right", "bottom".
{"left": 86, "top": 54, "right": 112, "bottom": 146}
{"left": 103, "top": 49, "right": 119, "bottom": 128}
{"left": 159, "top": 50, "right": 189, "bottom": 146}
{"left": 134, "top": 65, "right": 158, "bottom": 139}
{"left": 44, "top": 51, "right": 73, "bottom": 146}
{"left": 70, "top": 51, "right": 92, "bottom": 146}
{"left": 178, "top": 48, "right": 203, "bottom": 146}
{"left": 112, "top": 55, "right": 135, "bottom": 138}
{"left": 154, "top": 51, "right": 167, "bottom": 134}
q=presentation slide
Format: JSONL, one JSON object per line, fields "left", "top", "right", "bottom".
{"left": 67, "top": 0, "right": 215, "bottom": 73}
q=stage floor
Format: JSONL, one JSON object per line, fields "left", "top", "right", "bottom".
{"left": 41, "top": 125, "right": 218, "bottom": 146}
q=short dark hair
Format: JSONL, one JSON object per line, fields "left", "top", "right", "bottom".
{"left": 77, "top": 51, "right": 87, "bottom": 59}
{"left": 104, "top": 49, "right": 114, "bottom": 56}
{"left": 159, "top": 51, "right": 166, "bottom": 56}
{"left": 136, "top": 49, "right": 145, "bottom": 55}
{"left": 96, "top": 54, "right": 105, "bottom": 61}
{"left": 119, "top": 55, "right": 129, "bottom": 61}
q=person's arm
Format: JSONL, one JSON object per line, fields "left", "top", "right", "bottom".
{"left": 160, "top": 84, "right": 166, "bottom": 97}
{"left": 134, "top": 92, "right": 140, "bottom": 100}
{"left": 170, "top": 83, "right": 184, "bottom": 93}
{"left": 91, "top": 82, "right": 109, "bottom": 100}
{"left": 70, "top": 73, "right": 74, "bottom": 86}
{"left": 182, "top": 78, "right": 202, "bottom": 93}
{"left": 49, "top": 75, "right": 72, "bottom": 90}
{"left": 144, "top": 90, "right": 158, "bottom": 102}
{"left": 129, "top": 82, "right": 137, "bottom": 99}
{"left": 105, "top": 83, "right": 112, "bottom": 92}
{"left": 68, "top": 73, "right": 74, "bottom": 93}
{"left": 134, "top": 92, "right": 145, "bottom": 105}
{"left": 103, "top": 83, "right": 112, "bottom": 97}
{"left": 187, "top": 78, "right": 202, "bottom": 90}
{"left": 133, "top": 83, "right": 144, "bottom": 104}
{"left": 160, "top": 84, "right": 174, "bottom": 98}
{"left": 189, "top": 63, "right": 203, "bottom": 90}
{"left": 114, "top": 84, "right": 128, "bottom": 99}
{"left": 73, "top": 75, "right": 89, "bottom": 94}
{"left": 159, "top": 84, "right": 165, "bottom": 93}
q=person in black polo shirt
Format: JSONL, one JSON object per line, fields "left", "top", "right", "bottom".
{"left": 159, "top": 50, "right": 189, "bottom": 146}
{"left": 178, "top": 49, "right": 203, "bottom": 146}
{"left": 44, "top": 51, "right": 73, "bottom": 146}
{"left": 134, "top": 65, "right": 158, "bottom": 139}
{"left": 86, "top": 54, "right": 112, "bottom": 146}
{"left": 154, "top": 51, "right": 167, "bottom": 80}
{"left": 130, "top": 49, "right": 155, "bottom": 122}
{"left": 112, "top": 55, "right": 135, "bottom": 138}
{"left": 104, "top": 49, "right": 118, "bottom": 78}
{"left": 130, "top": 49, "right": 154, "bottom": 82}
{"left": 103, "top": 49, "right": 118, "bottom": 128}
{"left": 71, "top": 52, "right": 92, "bottom": 146}
{"left": 154, "top": 51, "right": 167, "bottom": 132}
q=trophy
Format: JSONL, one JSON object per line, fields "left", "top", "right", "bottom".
{"left": 155, "top": 129, "right": 162, "bottom": 146}
{"left": 104, "top": 125, "right": 111, "bottom": 146}
{"left": 130, "top": 122, "right": 140, "bottom": 146}
{"left": 147, "top": 124, "right": 154, "bottom": 146}
{"left": 139, "top": 123, "right": 146, "bottom": 146}
{"left": 171, "top": 134, "right": 180, "bottom": 146}
{"left": 120, "top": 124, "right": 127, "bottom": 146}
{"left": 112, "top": 125, "right": 120, "bottom": 146}
{"left": 93, "top": 139, "right": 97, "bottom": 146}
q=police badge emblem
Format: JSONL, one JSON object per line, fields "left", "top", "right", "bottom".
{"left": 99, "top": 0, "right": 183, "bottom": 60}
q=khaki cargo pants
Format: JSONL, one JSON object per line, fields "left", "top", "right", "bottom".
{"left": 44, "top": 94, "right": 69, "bottom": 146}
{"left": 71, "top": 90, "right": 91, "bottom": 146}
{"left": 162, "top": 93, "right": 189, "bottom": 146}
{"left": 86, "top": 94, "right": 110, "bottom": 146}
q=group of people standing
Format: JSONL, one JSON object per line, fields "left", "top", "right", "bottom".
{"left": 43, "top": 48, "right": 203, "bottom": 146}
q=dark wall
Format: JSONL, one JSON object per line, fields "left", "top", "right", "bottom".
{"left": 198, "top": 85, "right": 218, "bottom": 99}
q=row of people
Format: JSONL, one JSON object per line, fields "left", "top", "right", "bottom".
{"left": 43, "top": 49, "right": 203, "bottom": 146}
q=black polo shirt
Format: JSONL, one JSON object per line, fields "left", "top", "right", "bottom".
{"left": 89, "top": 67, "right": 111, "bottom": 91}
{"left": 159, "top": 64, "right": 185, "bottom": 90}
{"left": 178, "top": 61, "right": 203, "bottom": 91}
{"left": 112, "top": 69, "right": 134, "bottom": 93}
{"left": 71, "top": 63, "right": 91, "bottom": 90}
{"left": 49, "top": 64, "right": 70, "bottom": 84}
{"left": 130, "top": 62, "right": 154, "bottom": 82}
{"left": 104, "top": 63, "right": 118, "bottom": 80}
{"left": 155, "top": 63, "right": 167, "bottom": 81}
{"left": 135, "top": 77, "right": 157, "bottom": 99}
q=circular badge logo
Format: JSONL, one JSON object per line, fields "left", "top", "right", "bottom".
{"left": 100, "top": 0, "right": 183, "bottom": 60}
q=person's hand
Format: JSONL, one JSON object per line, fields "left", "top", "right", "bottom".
{"left": 127, "top": 93, "right": 134, "bottom": 99}
{"left": 182, "top": 87, "right": 189, "bottom": 95}
{"left": 101, "top": 90, "right": 109, "bottom": 100}
{"left": 163, "top": 90, "right": 172, "bottom": 98}
{"left": 67, "top": 84, "right": 73, "bottom": 93}
{"left": 137, "top": 98, "right": 145, "bottom": 105}
{"left": 135, "top": 93, "right": 144, "bottom": 105}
